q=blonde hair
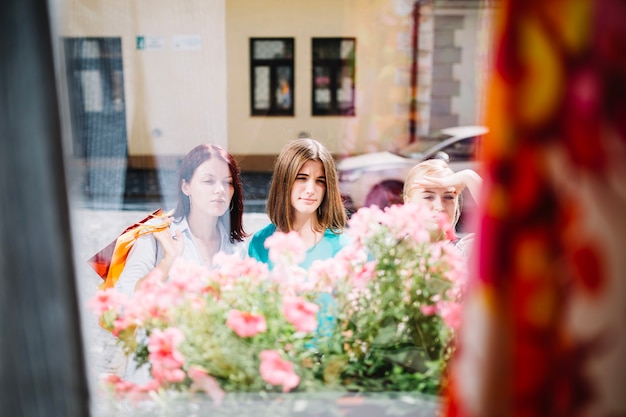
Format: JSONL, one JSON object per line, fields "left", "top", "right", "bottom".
{"left": 266, "top": 138, "right": 346, "bottom": 233}
{"left": 403, "top": 159, "right": 461, "bottom": 227}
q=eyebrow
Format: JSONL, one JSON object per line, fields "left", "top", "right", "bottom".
{"left": 296, "top": 172, "right": 325, "bottom": 179}
{"left": 199, "top": 174, "right": 232, "bottom": 180}
{"left": 420, "top": 189, "right": 455, "bottom": 195}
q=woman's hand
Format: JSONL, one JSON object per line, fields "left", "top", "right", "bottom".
{"left": 134, "top": 222, "right": 183, "bottom": 290}
{"left": 413, "top": 169, "right": 482, "bottom": 201}
{"left": 154, "top": 229, "right": 184, "bottom": 261}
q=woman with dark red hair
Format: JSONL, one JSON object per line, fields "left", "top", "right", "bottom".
{"left": 115, "top": 144, "right": 247, "bottom": 299}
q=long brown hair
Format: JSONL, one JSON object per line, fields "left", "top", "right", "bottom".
{"left": 174, "top": 144, "right": 246, "bottom": 242}
{"left": 266, "top": 138, "right": 346, "bottom": 233}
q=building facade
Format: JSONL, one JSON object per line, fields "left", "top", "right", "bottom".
{"left": 59, "top": 0, "right": 492, "bottom": 176}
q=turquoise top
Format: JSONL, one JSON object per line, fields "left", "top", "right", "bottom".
{"left": 248, "top": 223, "right": 349, "bottom": 345}
{"left": 248, "top": 223, "right": 350, "bottom": 270}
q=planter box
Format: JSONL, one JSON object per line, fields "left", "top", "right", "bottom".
{"left": 95, "top": 392, "right": 442, "bottom": 417}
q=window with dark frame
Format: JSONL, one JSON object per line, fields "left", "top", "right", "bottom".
{"left": 312, "top": 38, "right": 356, "bottom": 116}
{"left": 250, "top": 38, "right": 294, "bottom": 116}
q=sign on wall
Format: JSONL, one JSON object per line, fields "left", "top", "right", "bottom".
{"left": 136, "top": 36, "right": 165, "bottom": 50}
{"left": 173, "top": 35, "right": 202, "bottom": 51}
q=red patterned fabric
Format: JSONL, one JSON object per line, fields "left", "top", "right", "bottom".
{"left": 444, "top": 1, "right": 626, "bottom": 416}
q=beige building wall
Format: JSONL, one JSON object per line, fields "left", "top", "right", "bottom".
{"left": 57, "top": 0, "right": 488, "bottom": 171}
{"left": 226, "top": 0, "right": 418, "bottom": 170}
{"left": 59, "top": 0, "right": 228, "bottom": 166}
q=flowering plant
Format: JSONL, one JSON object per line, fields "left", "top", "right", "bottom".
{"left": 89, "top": 203, "right": 467, "bottom": 402}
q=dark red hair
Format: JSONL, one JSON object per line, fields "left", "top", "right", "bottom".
{"left": 174, "top": 144, "right": 246, "bottom": 242}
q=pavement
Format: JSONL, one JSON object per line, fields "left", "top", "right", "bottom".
{"left": 71, "top": 207, "right": 270, "bottom": 381}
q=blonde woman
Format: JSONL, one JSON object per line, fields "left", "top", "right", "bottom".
{"left": 403, "top": 159, "right": 482, "bottom": 256}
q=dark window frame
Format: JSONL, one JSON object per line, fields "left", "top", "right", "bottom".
{"left": 249, "top": 37, "right": 295, "bottom": 117}
{"left": 311, "top": 37, "right": 356, "bottom": 116}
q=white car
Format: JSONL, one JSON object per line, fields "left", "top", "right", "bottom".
{"left": 337, "top": 126, "right": 487, "bottom": 230}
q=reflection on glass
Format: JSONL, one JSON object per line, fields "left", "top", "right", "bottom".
{"left": 54, "top": 1, "right": 495, "bottom": 415}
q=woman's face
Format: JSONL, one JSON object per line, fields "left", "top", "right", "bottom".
{"left": 182, "top": 158, "right": 234, "bottom": 217}
{"left": 290, "top": 159, "right": 326, "bottom": 218}
{"left": 406, "top": 179, "right": 457, "bottom": 222}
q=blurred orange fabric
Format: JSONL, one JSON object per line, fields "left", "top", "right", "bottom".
{"left": 88, "top": 208, "right": 170, "bottom": 289}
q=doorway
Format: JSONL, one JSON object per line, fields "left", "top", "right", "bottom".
{"left": 64, "top": 37, "right": 128, "bottom": 209}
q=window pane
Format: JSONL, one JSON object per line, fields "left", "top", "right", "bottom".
{"left": 250, "top": 38, "right": 294, "bottom": 115}
{"left": 254, "top": 66, "right": 270, "bottom": 110}
{"left": 313, "top": 39, "right": 341, "bottom": 59}
{"left": 111, "top": 70, "right": 124, "bottom": 112}
{"left": 80, "top": 40, "right": 101, "bottom": 58}
{"left": 275, "top": 66, "right": 292, "bottom": 110}
{"left": 336, "top": 66, "right": 354, "bottom": 110}
{"left": 81, "top": 70, "right": 103, "bottom": 112}
{"left": 312, "top": 38, "right": 356, "bottom": 115}
{"left": 340, "top": 39, "right": 355, "bottom": 59}
{"left": 444, "top": 137, "right": 478, "bottom": 161}
{"left": 313, "top": 66, "right": 331, "bottom": 108}
{"left": 253, "top": 40, "right": 292, "bottom": 59}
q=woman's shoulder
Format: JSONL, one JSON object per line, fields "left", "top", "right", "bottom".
{"left": 454, "top": 232, "right": 475, "bottom": 257}
{"left": 322, "top": 228, "right": 351, "bottom": 247}
{"left": 251, "top": 223, "right": 277, "bottom": 241}
{"left": 248, "top": 223, "right": 275, "bottom": 261}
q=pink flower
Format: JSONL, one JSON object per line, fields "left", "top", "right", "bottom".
{"left": 420, "top": 304, "right": 437, "bottom": 316}
{"left": 349, "top": 260, "right": 377, "bottom": 289}
{"left": 134, "top": 268, "right": 165, "bottom": 294}
{"left": 188, "top": 366, "right": 225, "bottom": 405}
{"left": 347, "top": 205, "right": 384, "bottom": 243}
{"left": 168, "top": 257, "right": 210, "bottom": 294}
{"left": 213, "top": 253, "right": 270, "bottom": 287}
{"left": 282, "top": 296, "right": 319, "bottom": 333}
{"left": 148, "top": 328, "right": 186, "bottom": 384}
{"left": 88, "top": 288, "right": 128, "bottom": 315}
{"left": 259, "top": 350, "right": 300, "bottom": 392}
{"left": 265, "top": 231, "right": 307, "bottom": 265}
{"left": 226, "top": 310, "right": 267, "bottom": 337}
{"left": 436, "top": 300, "right": 463, "bottom": 330}
{"left": 103, "top": 373, "right": 136, "bottom": 395}
{"left": 435, "top": 211, "right": 457, "bottom": 241}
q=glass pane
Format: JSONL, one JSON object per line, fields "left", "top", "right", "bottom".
{"left": 80, "top": 39, "right": 100, "bottom": 58}
{"left": 340, "top": 39, "right": 355, "bottom": 59}
{"left": 312, "top": 39, "right": 340, "bottom": 59}
{"left": 336, "top": 66, "right": 354, "bottom": 108}
{"left": 313, "top": 66, "right": 331, "bottom": 108}
{"left": 444, "top": 136, "right": 478, "bottom": 161}
{"left": 254, "top": 66, "right": 270, "bottom": 109}
{"left": 275, "top": 66, "right": 292, "bottom": 110}
{"left": 81, "top": 70, "right": 103, "bottom": 112}
{"left": 111, "top": 70, "right": 124, "bottom": 112}
{"left": 253, "top": 40, "right": 292, "bottom": 59}
{"left": 42, "top": 2, "right": 496, "bottom": 414}
{"left": 314, "top": 66, "right": 330, "bottom": 88}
